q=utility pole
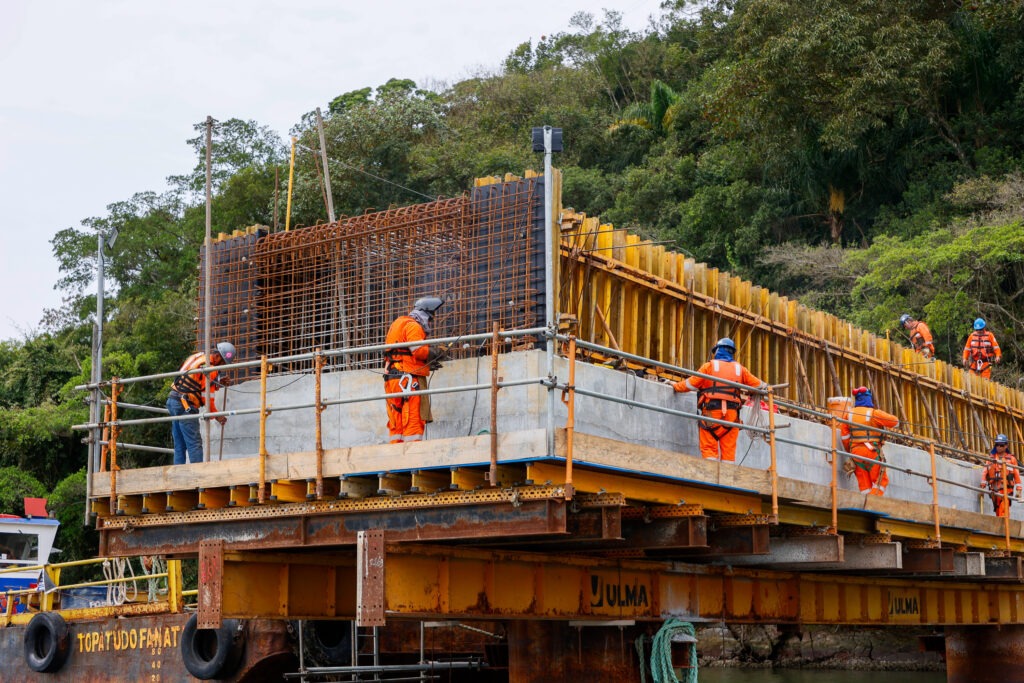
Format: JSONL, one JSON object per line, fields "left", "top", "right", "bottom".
{"left": 85, "top": 230, "right": 106, "bottom": 523}
{"left": 204, "top": 115, "right": 213, "bottom": 460}
{"left": 315, "top": 107, "right": 336, "bottom": 223}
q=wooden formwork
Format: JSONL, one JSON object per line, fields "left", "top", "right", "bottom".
{"left": 559, "top": 210, "right": 1024, "bottom": 457}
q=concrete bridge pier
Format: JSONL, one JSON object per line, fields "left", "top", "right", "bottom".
{"left": 946, "top": 626, "right": 1024, "bottom": 683}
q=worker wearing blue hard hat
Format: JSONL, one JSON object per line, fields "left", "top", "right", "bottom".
{"left": 672, "top": 337, "right": 767, "bottom": 462}
{"left": 962, "top": 318, "right": 1001, "bottom": 379}
{"left": 982, "top": 434, "right": 1020, "bottom": 518}
{"left": 840, "top": 386, "right": 899, "bottom": 496}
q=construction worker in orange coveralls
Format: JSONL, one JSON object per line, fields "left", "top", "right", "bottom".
{"left": 900, "top": 313, "right": 934, "bottom": 359}
{"left": 962, "top": 318, "right": 1001, "bottom": 379}
{"left": 840, "top": 387, "right": 899, "bottom": 496}
{"left": 982, "top": 434, "right": 1021, "bottom": 518}
{"left": 673, "top": 337, "right": 766, "bottom": 462}
{"left": 383, "top": 297, "right": 445, "bottom": 443}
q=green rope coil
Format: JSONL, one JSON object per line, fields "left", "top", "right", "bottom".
{"left": 637, "top": 619, "right": 698, "bottom": 683}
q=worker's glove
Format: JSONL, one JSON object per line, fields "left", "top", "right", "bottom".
{"left": 426, "top": 346, "right": 449, "bottom": 370}
{"left": 215, "top": 416, "right": 227, "bottom": 426}
{"left": 995, "top": 357, "right": 1003, "bottom": 364}
{"left": 842, "top": 459, "right": 856, "bottom": 478}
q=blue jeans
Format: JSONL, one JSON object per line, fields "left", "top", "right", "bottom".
{"left": 167, "top": 395, "right": 203, "bottom": 465}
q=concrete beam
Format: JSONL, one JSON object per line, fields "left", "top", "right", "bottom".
{"left": 713, "top": 534, "right": 843, "bottom": 566}
{"left": 953, "top": 552, "right": 986, "bottom": 577}
{"left": 783, "top": 541, "right": 903, "bottom": 571}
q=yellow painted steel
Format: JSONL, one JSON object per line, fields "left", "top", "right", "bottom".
{"left": 558, "top": 210, "right": 1024, "bottom": 457}
{"left": 525, "top": 462, "right": 762, "bottom": 515}
{"left": 875, "top": 517, "right": 1024, "bottom": 553}
{"left": 212, "top": 545, "right": 1024, "bottom": 626}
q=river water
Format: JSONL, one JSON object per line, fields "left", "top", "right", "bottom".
{"left": 697, "top": 669, "right": 945, "bottom": 683}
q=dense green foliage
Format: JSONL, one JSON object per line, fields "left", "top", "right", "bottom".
{"left": 1, "top": 1, "right": 1022, "bottom": 565}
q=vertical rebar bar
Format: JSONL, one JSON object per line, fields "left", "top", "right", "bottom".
{"left": 490, "top": 322, "right": 499, "bottom": 487}
{"left": 108, "top": 379, "right": 120, "bottom": 516}
{"left": 315, "top": 349, "right": 325, "bottom": 500}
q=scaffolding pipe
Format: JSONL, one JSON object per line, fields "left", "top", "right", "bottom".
{"left": 101, "top": 400, "right": 168, "bottom": 415}
{"left": 489, "top": 322, "right": 499, "bottom": 487}
{"left": 543, "top": 125, "right": 556, "bottom": 458}
{"left": 75, "top": 328, "right": 549, "bottom": 391}
{"left": 259, "top": 355, "right": 269, "bottom": 504}
{"left": 767, "top": 386, "right": 778, "bottom": 517}
{"left": 74, "top": 378, "right": 545, "bottom": 431}
{"left": 829, "top": 417, "right": 839, "bottom": 533}
{"left": 314, "top": 349, "right": 325, "bottom": 499}
{"left": 97, "top": 442, "right": 174, "bottom": 455}
{"left": 928, "top": 441, "right": 942, "bottom": 546}
{"left": 564, "top": 336, "right": 577, "bottom": 498}
{"left": 108, "top": 379, "right": 120, "bottom": 516}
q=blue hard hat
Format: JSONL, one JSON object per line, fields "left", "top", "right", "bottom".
{"left": 899, "top": 314, "right": 912, "bottom": 326}
{"left": 974, "top": 318, "right": 986, "bottom": 330}
{"left": 995, "top": 434, "right": 1009, "bottom": 445}
{"left": 713, "top": 337, "right": 736, "bottom": 352}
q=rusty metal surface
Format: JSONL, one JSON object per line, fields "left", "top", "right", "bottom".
{"left": 901, "top": 546, "right": 955, "bottom": 574}
{"left": 97, "top": 484, "right": 569, "bottom": 528}
{"left": 946, "top": 626, "right": 1024, "bottom": 683}
{"left": 357, "top": 530, "right": 385, "bottom": 627}
{"left": 102, "top": 499, "right": 567, "bottom": 556}
{"left": 0, "top": 613, "right": 294, "bottom": 683}
{"left": 200, "top": 179, "right": 545, "bottom": 379}
{"left": 622, "top": 516, "right": 708, "bottom": 550}
{"left": 507, "top": 621, "right": 642, "bottom": 683}
{"left": 198, "top": 538, "right": 224, "bottom": 629}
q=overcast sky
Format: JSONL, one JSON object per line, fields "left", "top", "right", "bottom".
{"left": 0, "top": 0, "right": 663, "bottom": 342}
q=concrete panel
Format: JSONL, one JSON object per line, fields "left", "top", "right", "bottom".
{"left": 715, "top": 534, "right": 843, "bottom": 566}
{"left": 218, "top": 349, "right": 1021, "bottom": 524}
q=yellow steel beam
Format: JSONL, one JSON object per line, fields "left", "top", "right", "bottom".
{"left": 526, "top": 462, "right": 762, "bottom": 515}
{"left": 876, "top": 517, "right": 1024, "bottom": 553}
{"left": 209, "top": 543, "right": 1024, "bottom": 626}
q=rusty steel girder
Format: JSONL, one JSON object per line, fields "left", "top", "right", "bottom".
{"left": 101, "top": 498, "right": 570, "bottom": 557}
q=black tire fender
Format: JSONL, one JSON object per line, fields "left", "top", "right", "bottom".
{"left": 302, "top": 620, "right": 352, "bottom": 666}
{"left": 24, "top": 612, "right": 71, "bottom": 673}
{"left": 180, "top": 613, "right": 245, "bottom": 680}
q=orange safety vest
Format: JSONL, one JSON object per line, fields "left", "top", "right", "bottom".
{"left": 171, "top": 352, "right": 219, "bottom": 410}
{"left": 694, "top": 360, "right": 748, "bottom": 408}
{"left": 384, "top": 316, "right": 431, "bottom": 377}
{"left": 963, "top": 330, "right": 1000, "bottom": 364}
{"left": 984, "top": 453, "right": 1020, "bottom": 493}
{"left": 844, "top": 406, "right": 899, "bottom": 449}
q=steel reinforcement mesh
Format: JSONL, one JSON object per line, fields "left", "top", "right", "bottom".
{"left": 199, "top": 177, "right": 546, "bottom": 379}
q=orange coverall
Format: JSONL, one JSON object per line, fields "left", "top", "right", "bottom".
{"left": 841, "top": 406, "right": 899, "bottom": 495}
{"left": 383, "top": 315, "right": 432, "bottom": 443}
{"left": 907, "top": 321, "right": 934, "bottom": 358}
{"left": 983, "top": 451, "right": 1020, "bottom": 518}
{"left": 962, "top": 330, "right": 1001, "bottom": 378}
{"left": 674, "top": 360, "right": 763, "bottom": 461}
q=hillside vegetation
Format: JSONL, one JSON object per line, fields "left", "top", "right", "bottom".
{"left": 3, "top": 1, "right": 1023, "bottom": 559}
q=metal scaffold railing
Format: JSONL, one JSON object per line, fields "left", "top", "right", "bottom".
{"left": 77, "top": 323, "right": 1022, "bottom": 551}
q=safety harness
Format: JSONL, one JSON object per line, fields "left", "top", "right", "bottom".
{"left": 170, "top": 353, "right": 215, "bottom": 410}
{"left": 966, "top": 332, "right": 997, "bottom": 373}
{"left": 984, "top": 453, "right": 1018, "bottom": 493}
{"left": 847, "top": 409, "right": 886, "bottom": 471}
{"left": 696, "top": 361, "right": 744, "bottom": 442}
